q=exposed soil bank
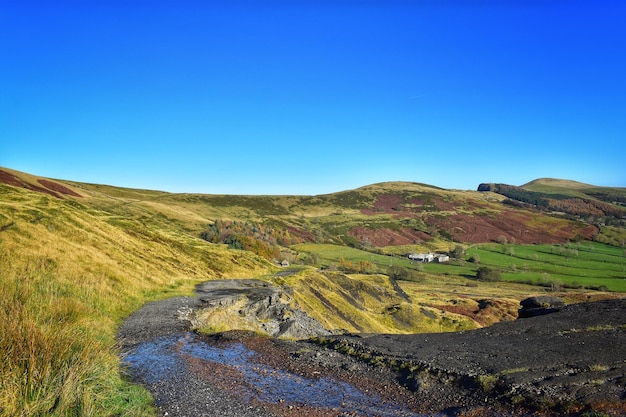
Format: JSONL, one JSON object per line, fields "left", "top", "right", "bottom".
{"left": 118, "top": 281, "right": 625, "bottom": 416}
{"left": 324, "top": 298, "right": 626, "bottom": 416}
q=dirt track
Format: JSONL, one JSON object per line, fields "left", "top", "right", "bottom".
{"left": 118, "top": 282, "right": 626, "bottom": 417}
{"left": 117, "top": 293, "right": 277, "bottom": 417}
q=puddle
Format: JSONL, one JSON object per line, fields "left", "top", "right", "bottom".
{"left": 123, "top": 336, "right": 184, "bottom": 383}
{"left": 123, "top": 332, "right": 437, "bottom": 416}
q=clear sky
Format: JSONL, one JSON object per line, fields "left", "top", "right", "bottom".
{"left": 1, "top": 1, "right": 625, "bottom": 195}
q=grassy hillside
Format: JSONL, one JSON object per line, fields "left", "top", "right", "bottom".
{"left": 1, "top": 167, "right": 625, "bottom": 416}
{"left": 281, "top": 270, "right": 480, "bottom": 333}
{"left": 522, "top": 178, "right": 598, "bottom": 194}
{"left": 523, "top": 178, "right": 626, "bottom": 245}
{"left": 61, "top": 176, "right": 605, "bottom": 248}
{"left": 523, "top": 177, "right": 626, "bottom": 199}
{"left": 0, "top": 177, "right": 273, "bottom": 416}
{"left": 467, "top": 242, "right": 626, "bottom": 291}
{"left": 294, "top": 242, "right": 626, "bottom": 331}
{"left": 479, "top": 178, "right": 626, "bottom": 247}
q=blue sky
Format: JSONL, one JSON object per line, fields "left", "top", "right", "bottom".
{"left": 1, "top": 1, "right": 625, "bottom": 195}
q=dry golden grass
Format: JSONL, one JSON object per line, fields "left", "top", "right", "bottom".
{"left": 282, "top": 270, "right": 478, "bottom": 334}
{"left": 0, "top": 183, "right": 273, "bottom": 416}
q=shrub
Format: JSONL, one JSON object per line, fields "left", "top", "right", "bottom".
{"left": 451, "top": 245, "right": 465, "bottom": 259}
{"left": 476, "top": 267, "right": 501, "bottom": 282}
{"left": 387, "top": 265, "right": 422, "bottom": 281}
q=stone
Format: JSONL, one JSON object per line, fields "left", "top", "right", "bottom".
{"left": 518, "top": 296, "right": 566, "bottom": 318}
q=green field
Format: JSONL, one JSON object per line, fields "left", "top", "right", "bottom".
{"left": 467, "top": 242, "right": 626, "bottom": 292}
{"left": 295, "top": 241, "right": 626, "bottom": 292}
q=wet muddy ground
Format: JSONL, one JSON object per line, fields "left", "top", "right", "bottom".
{"left": 117, "top": 282, "right": 626, "bottom": 417}
{"left": 117, "top": 288, "right": 440, "bottom": 417}
{"left": 122, "top": 330, "right": 436, "bottom": 417}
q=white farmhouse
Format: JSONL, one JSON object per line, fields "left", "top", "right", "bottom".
{"left": 408, "top": 253, "right": 434, "bottom": 262}
{"left": 408, "top": 252, "right": 450, "bottom": 263}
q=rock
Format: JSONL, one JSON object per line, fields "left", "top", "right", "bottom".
{"left": 276, "top": 309, "right": 331, "bottom": 339}
{"left": 477, "top": 183, "right": 494, "bottom": 192}
{"left": 194, "top": 279, "right": 333, "bottom": 339}
{"left": 518, "top": 296, "right": 565, "bottom": 318}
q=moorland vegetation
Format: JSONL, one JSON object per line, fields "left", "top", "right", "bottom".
{"left": 1, "top": 167, "right": 625, "bottom": 416}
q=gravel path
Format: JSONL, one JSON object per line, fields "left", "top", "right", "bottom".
{"left": 116, "top": 282, "right": 429, "bottom": 417}
{"left": 118, "top": 295, "right": 278, "bottom": 417}
{"left": 118, "top": 282, "right": 626, "bottom": 417}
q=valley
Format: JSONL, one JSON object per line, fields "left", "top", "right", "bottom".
{"left": 1, "top": 166, "right": 625, "bottom": 416}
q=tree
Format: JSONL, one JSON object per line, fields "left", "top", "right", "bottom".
{"left": 338, "top": 257, "right": 355, "bottom": 272}
{"left": 387, "top": 265, "right": 421, "bottom": 281}
{"left": 224, "top": 235, "right": 244, "bottom": 250}
{"left": 476, "top": 267, "right": 501, "bottom": 282}
{"left": 468, "top": 254, "right": 480, "bottom": 263}
{"left": 303, "top": 253, "right": 321, "bottom": 266}
{"left": 314, "top": 228, "right": 326, "bottom": 243}
{"left": 355, "top": 260, "right": 375, "bottom": 273}
{"left": 451, "top": 245, "right": 465, "bottom": 259}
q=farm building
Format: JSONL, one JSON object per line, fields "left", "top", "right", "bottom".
{"left": 408, "top": 253, "right": 449, "bottom": 263}
{"left": 408, "top": 253, "right": 434, "bottom": 262}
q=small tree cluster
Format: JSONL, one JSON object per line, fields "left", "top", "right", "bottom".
{"left": 387, "top": 265, "right": 422, "bottom": 281}
{"left": 468, "top": 254, "right": 480, "bottom": 263}
{"left": 201, "top": 219, "right": 305, "bottom": 260}
{"left": 202, "top": 219, "right": 305, "bottom": 247}
{"left": 301, "top": 252, "right": 321, "bottom": 266}
{"left": 338, "top": 258, "right": 377, "bottom": 274}
{"left": 476, "top": 266, "right": 501, "bottom": 282}
{"left": 451, "top": 245, "right": 465, "bottom": 259}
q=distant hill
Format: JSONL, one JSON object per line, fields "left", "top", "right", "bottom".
{"left": 477, "top": 179, "right": 626, "bottom": 244}
{"left": 2, "top": 167, "right": 617, "bottom": 248}
{"left": 523, "top": 177, "right": 626, "bottom": 207}
{"left": 522, "top": 177, "right": 596, "bottom": 190}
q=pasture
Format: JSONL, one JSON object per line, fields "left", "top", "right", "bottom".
{"left": 295, "top": 241, "right": 626, "bottom": 292}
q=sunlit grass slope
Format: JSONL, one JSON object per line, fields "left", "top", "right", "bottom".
{"left": 279, "top": 269, "right": 479, "bottom": 334}
{"left": 0, "top": 182, "right": 273, "bottom": 417}
{"left": 54, "top": 171, "right": 621, "bottom": 249}
{"left": 292, "top": 243, "right": 626, "bottom": 332}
